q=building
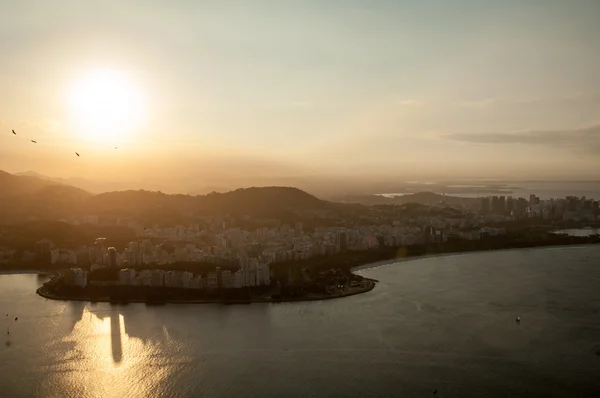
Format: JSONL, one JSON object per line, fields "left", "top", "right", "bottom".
{"left": 70, "top": 268, "right": 87, "bottom": 288}
{"left": 233, "top": 270, "right": 245, "bottom": 288}
{"left": 506, "top": 196, "right": 514, "bottom": 214}
{"left": 206, "top": 272, "right": 218, "bottom": 289}
{"left": 150, "top": 270, "right": 165, "bottom": 287}
{"left": 216, "top": 267, "right": 222, "bottom": 288}
{"left": 498, "top": 196, "right": 506, "bottom": 214}
{"left": 256, "top": 263, "right": 270, "bottom": 286}
{"left": 338, "top": 232, "right": 348, "bottom": 251}
{"left": 127, "top": 242, "right": 141, "bottom": 265}
{"left": 35, "top": 239, "right": 53, "bottom": 264}
{"left": 165, "top": 271, "right": 183, "bottom": 288}
{"left": 137, "top": 270, "right": 153, "bottom": 286}
{"left": 107, "top": 247, "right": 117, "bottom": 267}
{"left": 181, "top": 271, "right": 194, "bottom": 289}
{"left": 119, "top": 268, "right": 135, "bottom": 286}
{"left": 480, "top": 197, "right": 490, "bottom": 213}
{"left": 50, "top": 249, "right": 60, "bottom": 264}
{"left": 221, "top": 270, "right": 233, "bottom": 289}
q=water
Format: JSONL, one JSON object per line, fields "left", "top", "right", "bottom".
{"left": 381, "top": 180, "right": 600, "bottom": 200}
{"left": 555, "top": 228, "right": 600, "bottom": 237}
{"left": 1, "top": 246, "right": 600, "bottom": 397}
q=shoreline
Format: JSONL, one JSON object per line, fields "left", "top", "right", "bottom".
{"left": 20, "top": 239, "right": 600, "bottom": 305}
{"left": 0, "top": 270, "right": 50, "bottom": 275}
{"left": 36, "top": 279, "right": 376, "bottom": 305}
{"left": 351, "top": 242, "right": 599, "bottom": 272}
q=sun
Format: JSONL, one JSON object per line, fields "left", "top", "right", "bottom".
{"left": 68, "top": 68, "right": 146, "bottom": 144}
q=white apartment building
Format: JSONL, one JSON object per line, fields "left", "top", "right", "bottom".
{"left": 119, "top": 268, "right": 136, "bottom": 286}
{"left": 70, "top": 268, "right": 87, "bottom": 288}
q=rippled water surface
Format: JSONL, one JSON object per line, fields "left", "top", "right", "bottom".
{"left": 1, "top": 246, "right": 600, "bottom": 397}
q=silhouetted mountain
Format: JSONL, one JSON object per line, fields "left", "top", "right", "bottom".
{"left": 3, "top": 170, "right": 481, "bottom": 226}
{"left": 0, "top": 170, "right": 62, "bottom": 196}
{"left": 200, "top": 186, "right": 330, "bottom": 214}
{"left": 82, "top": 186, "right": 338, "bottom": 224}
{"left": 1, "top": 170, "right": 351, "bottom": 224}
{"left": 15, "top": 170, "right": 58, "bottom": 181}
{"left": 0, "top": 171, "right": 92, "bottom": 223}
{"left": 16, "top": 171, "right": 139, "bottom": 194}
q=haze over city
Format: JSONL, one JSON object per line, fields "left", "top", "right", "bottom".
{"left": 4, "top": 2, "right": 600, "bottom": 397}
{"left": 2, "top": 0, "right": 600, "bottom": 193}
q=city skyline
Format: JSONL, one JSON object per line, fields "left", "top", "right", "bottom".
{"left": 1, "top": 1, "right": 600, "bottom": 182}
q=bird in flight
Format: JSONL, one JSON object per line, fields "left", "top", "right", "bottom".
{"left": 75, "top": 152, "right": 80, "bottom": 157}
{"left": 114, "top": 147, "right": 118, "bottom": 149}
{"left": 31, "top": 140, "right": 37, "bottom": 143}
{"left": 12, "top": 130, "right": 16, "bottom": 135}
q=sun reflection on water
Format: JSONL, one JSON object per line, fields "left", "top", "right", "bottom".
{"left": 39, "top": 305, "right": 188, "bottom": 398}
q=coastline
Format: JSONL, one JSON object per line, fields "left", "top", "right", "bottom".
{"left": 24, "top": 238, "right": 600, "bottom": 305}
{"left": 352, "top": 242, "right": 600, "bottom": 272}
{"left": 0, "top": 270, "right": 49, "bottom": 275}
{"left": 36, "top": 279, "right": 377, "bottom": 305}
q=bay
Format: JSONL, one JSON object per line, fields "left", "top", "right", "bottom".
{"left": 1, "top": 246, "right": 600, "bottom": 397}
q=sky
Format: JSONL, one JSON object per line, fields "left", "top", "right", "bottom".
{"left": 1, "top": 0, "right": 600, "bottom": 187}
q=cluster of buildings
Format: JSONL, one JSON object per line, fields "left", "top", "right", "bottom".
{"left": 480, "top": 194, "right": 600, "bottom": 221}
{"left": 67, "top": 259, "right": 270, "bottom": 290}
{"left": 4, "top": 193, "right": 598, "bottom": 280}
{"left": 4, "top": 209, "right": 510, "bottom": 270}
{"left": 115, "top": 261, "right": 270, "bottom": 290}
{"left": 51, "top": 215, "right": 506, "bottom": 275}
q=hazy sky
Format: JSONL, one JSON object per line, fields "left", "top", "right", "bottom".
{"left": 1, "top": 0, "right": 600, "bottom": 182}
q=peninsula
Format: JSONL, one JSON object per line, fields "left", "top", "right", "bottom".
{"left": 36, "top": 268, "right": 376, "bottom": 305}
{"left": 35, "top": 229, "right": 599, "bottom": 305}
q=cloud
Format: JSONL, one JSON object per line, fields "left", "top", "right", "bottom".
{"left": 456, "top": 93, "right": 600, "bottom": 109}
{"left": 442, "top": 123, "right": 600, "bottom": 154}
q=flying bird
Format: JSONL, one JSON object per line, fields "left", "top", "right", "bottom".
{"left": 75, "top": 152, "right": 80, "bottom": 157}
{"left": 31, "top": 140, "right": 37, "bottom": 143}
{"left": 12, "top": 130, "right": 16, "bottom": 135}
{"left": 114, "top": 147, "right": 118, "bottom": 149}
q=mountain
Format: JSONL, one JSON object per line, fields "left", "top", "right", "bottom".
{"left": 82, "top": 186, "right": 339, "bottom": 224}
{"left": 0, "top": 170, "right": 62, "bottom": 196}
{"left": 0, "top": 171, "right": 92, "bottom": 223}
{"left": 200, "top": 186, "right": 331, "bottom": 214}
{"left": 15, "top": 171, "right": 138, "bottom": 194}
{"left": 1, "top": 170, "right": 471, "bottom": 229}
{"left": 15, "top": 170, "right": 59, "bottom": 182}
{"left": 1, "top": 170, "right": 350, "bottom": 224}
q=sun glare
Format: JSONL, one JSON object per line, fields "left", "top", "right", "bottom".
{"left": 68, "top": 68, "right": 146, "bottom": 144}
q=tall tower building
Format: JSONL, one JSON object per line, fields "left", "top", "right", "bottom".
{"left": 108, "top": 247, "right": 117, "bottom": 268}
{"left": 35, "top": 239, "right": 52, "bottom": 264}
